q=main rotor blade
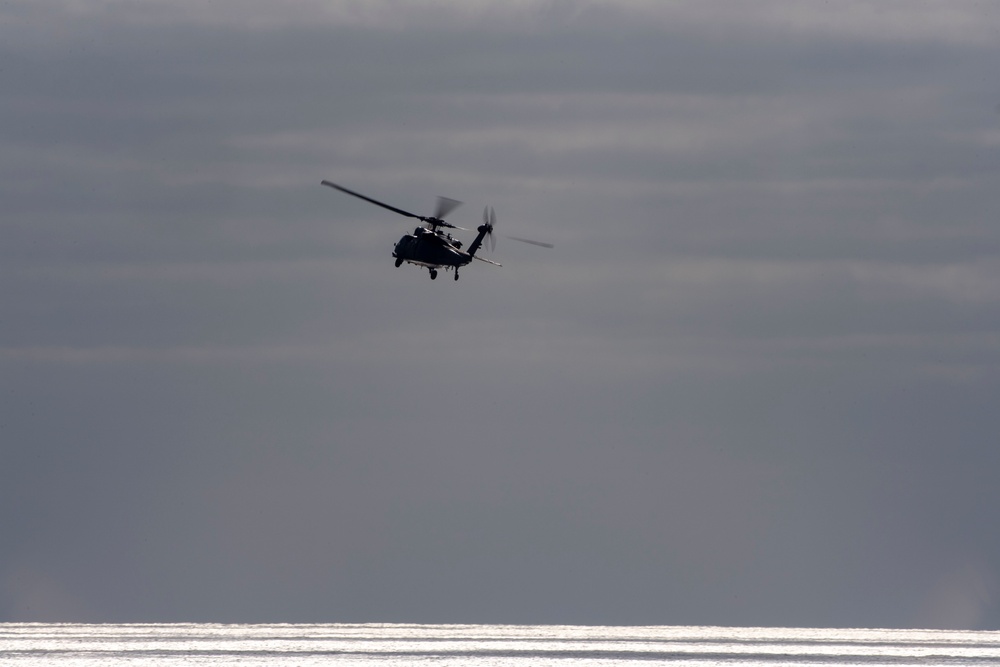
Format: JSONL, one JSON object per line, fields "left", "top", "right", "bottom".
{"left": 321, "top": 180, "right": 422, "bottom": 220}
{"left": 434, "top": 196, "right": 462, "bottom": 221}
{"left": 505, "top": 235, "right": 553, "bottom": 248}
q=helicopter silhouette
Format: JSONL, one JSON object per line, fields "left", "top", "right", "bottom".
{"left": 321, "top": 180, "right": 552, "bottom": 281}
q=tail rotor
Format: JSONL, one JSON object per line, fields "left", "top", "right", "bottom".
{"left": 483, "top": 205, "right": 553, "bottom": 250}
{"left": 483, "top": 206, "right": 497, "bottom": 252}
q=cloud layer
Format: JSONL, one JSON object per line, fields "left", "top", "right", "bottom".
{"left": 2, "top": 0, "right": 999, "bottom": 628}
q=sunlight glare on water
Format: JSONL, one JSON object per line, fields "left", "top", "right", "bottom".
{"left": 2, "top": 623, "right": 1000, "bottom": 666}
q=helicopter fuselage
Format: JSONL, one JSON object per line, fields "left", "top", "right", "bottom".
{"left": 392, "top": 224, "right": 497, "bottom": 279}
{"left": 393, "top": 227, "right": 469, "bottom": 270}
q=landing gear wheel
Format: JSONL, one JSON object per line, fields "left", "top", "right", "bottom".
{"left": 429, "top": 269, "right": 438, "bottom": 280}
{"left": 394, "top": 258, "right": 403, "bottom": 267}
{"left": 454, "top": 271, "right": 459, "bottom": 281}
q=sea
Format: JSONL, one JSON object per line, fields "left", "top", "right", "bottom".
{"left": 2, "top": 623, "right": 999, "bottom": 666}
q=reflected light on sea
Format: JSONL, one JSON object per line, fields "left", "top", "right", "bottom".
{"left": 2, "top": 623, "right": 1000, "bottom": 666}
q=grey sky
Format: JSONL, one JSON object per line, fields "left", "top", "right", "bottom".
{"left": 2, "top": 0, "right": 1000, "bottom": 628}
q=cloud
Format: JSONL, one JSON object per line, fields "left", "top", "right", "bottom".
{"left": 10, "top": 0, "right": 996, "bottom": 45}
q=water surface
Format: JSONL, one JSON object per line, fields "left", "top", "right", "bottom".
{"left": 3, "top": 623, "right": 999, "bottom": 665}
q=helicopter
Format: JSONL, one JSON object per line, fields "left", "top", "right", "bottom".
{"left": 321, "top": 180, "right": 552, "bottom": 280}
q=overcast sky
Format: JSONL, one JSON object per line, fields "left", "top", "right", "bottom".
{"left": 3, "top": 0, "right": 1000, "bottom": 629}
